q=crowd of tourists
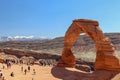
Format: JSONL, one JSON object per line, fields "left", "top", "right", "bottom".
{"left": 0, "top": 58, "right": 57, "bottom": 80}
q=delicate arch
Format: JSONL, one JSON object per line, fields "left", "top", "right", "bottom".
{"left": 57, "top": 19, "right": 120, "bottom": 71}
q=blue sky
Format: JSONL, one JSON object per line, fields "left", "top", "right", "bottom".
{"left": 0, "top": 0, "right": 120, "bottom": 38}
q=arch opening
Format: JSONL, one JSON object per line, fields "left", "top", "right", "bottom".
{"left": 72, "top": 33, "right": 96, "bottom": 63}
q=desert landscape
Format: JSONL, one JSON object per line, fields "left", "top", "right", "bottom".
{"left": 1, "top": 0, "right": 120, "bottom": 80}
{"left": 0, "top": 19, "right": 120, "bottom": 80}
{"left": 0, "top": 35, "right": 120, "bottom": 80}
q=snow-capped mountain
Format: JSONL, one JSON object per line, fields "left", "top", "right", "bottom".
{"left": 0, "top": 36, "right": 49, "bottom": 42}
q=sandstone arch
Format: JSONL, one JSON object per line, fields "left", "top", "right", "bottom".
{"left": 57, "top": 19, "right": 120, "bottom": 71}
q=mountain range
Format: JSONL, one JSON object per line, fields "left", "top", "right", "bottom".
{"left": 0, "top": 36, "right": 49, "bottom": 42}
{"left": 0, "top": 33, "right": 120, "bottom": 54}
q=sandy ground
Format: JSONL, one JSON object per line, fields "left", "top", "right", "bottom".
{"left": 0, "top": 63, "right": 120, "bottom": 80}
{"left": 0, "top": 64, "right": 61, "bottom": 80}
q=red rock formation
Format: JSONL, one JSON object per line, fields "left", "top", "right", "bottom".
{"left": 57, "top": 19, "right": 120, "bottom": 71}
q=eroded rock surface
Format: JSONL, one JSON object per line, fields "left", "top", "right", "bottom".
{"left": 57, "top": 19, "right": 120, "bottom": 71}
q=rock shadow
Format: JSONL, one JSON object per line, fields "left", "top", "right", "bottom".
{"left": 51, "top": 66, "right": 119, "bottom": 80}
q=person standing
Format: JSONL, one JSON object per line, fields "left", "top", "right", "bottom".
{"left": 28, "top": 65, "right": 30, "bottom": 72}
{"left": 0, "top": 70, "right": 3, "bottom": 78}
{"left": 21, "top": 66, "right": 23, "bottom": 72}
{"left": 2, "top": 63, "right": 5, "bottom": 69}
{"left": 24, "top": 69, "right": 27, "bottom": 75}
{"left": 33, "top": 69, "right": 36, "bottom": 75}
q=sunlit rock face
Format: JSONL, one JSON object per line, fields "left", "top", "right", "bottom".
{"left": 57, "top": 19, "right": 120, "bottom": 71}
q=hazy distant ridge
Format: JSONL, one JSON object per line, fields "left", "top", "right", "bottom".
{"left": 0, "top": 33, "right": 120, "bottom": 53}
